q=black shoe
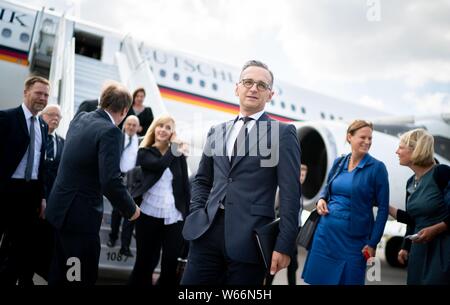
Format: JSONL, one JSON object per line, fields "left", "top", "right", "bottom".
{"left": 107, "top": 239, "right": 116, "bottom": 248}
{"left": 119, "top": 247, "right": 134, "bottom": 257}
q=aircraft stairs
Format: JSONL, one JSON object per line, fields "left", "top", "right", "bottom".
{"left": 74, "top": 54, "right": 121, "bottom": 112}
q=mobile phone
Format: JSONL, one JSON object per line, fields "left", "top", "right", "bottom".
{"left": 363, "top": 249, "right": 371, "bottom": 261}
{"left": 405, "top": 233, "right": 419, "bottom": 241}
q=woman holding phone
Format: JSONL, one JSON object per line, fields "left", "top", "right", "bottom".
{"left": 302, "top": 120, "right": 390, "bottom": 285}
{"left": 128, "top": 115, "right": 190, "bottom": 286}
{"left": 389, "top": 128, "right": 449, "bottom": 285}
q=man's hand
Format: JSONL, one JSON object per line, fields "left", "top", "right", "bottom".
{"left": 270, "top": 251, "right": 291, "bottom": 275}
{"left": 129, "top": 205, "right": 140, "bottom": 221}
{"left": 39, "top": 198, "right": 46, "bottom": 219}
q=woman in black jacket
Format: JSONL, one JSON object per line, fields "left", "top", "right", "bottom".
{"left": 119, "top": 87, "right": 154, "bottom": 136}
{"left": 128, "top": 115, "right": 190, "bottom": 286}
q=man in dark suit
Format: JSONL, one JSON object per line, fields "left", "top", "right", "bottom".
{"left": 181, "top": 60, "right": 301, "bottom": 285}
{"left": 34, "top": 104, "right": 65, "bottom": 280}
{"left": 0, "top": 76, "right": 49, "bottom": 286}
{"left": 41, "top": 104, "right": 65, "bottom": 198}
{"left": 75, "top": 98, "right": 98, "bottom": 116}
{"left": 107, "top": 115, "right": 140, "bottom": 257}
{"left": 45, "top": 82, "right": 141, "bottom": 286}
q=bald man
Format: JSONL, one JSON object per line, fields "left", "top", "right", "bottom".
{"left": 31, "top": 104, "right": 65, "bottom": 280}
{"left": 108, "top": 115, "right": 141, "bottom": 257}
{"left": 40, "top": 105, "right": 65, "bottom": 199}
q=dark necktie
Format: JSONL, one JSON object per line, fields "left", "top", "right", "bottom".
{"left": 230, "top": 116, "right": 253, "bottom": 164}
{"left": 25, "top": 116, "right": 35, "bottom": 181}
{"left": 46, "top": 134, "right": 55, "bottom": 160}
{"left": 124, "top": 135, "right": 132, "bottom": 150}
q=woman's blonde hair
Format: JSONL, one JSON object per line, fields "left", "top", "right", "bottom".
{"left": 399, "top": 128, "right": 435, "bottom": 167}
{"left": 346, "top": 120, "right": 373, "bottom": 143}
{"left": 140, "top": 115, "right": 176, "bottom": 148}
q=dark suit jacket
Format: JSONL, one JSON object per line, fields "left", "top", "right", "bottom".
{"left": 182, "top": 113, "right": 301, "bottom": 264}
{"left": 44, "top": 134, "right": 65, "bottom": 199}
{"left": 0, "top": 106, "right": 48, "bottom": 198}
{"left": 130, "top": 145, "right": 190, "bottom": 218}
{"left": 119, "top": 107, "right": 154, "bottom": 137}
{"left": 75, "top": 99, "right": 98, "bottom": 116}
{"left": 45, "top": 109, "right": 136, "bottom": 234}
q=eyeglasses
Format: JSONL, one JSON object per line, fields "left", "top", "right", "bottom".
{"left": 240, "top": 79, "right": 271, "bottom": 91}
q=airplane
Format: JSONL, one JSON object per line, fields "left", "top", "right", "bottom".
{"left": 1, "top": 0, "right": 448, "bottom": 278}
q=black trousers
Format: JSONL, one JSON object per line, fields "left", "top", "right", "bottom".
{"left": 0, "top": 179, "right": 41, "bottom": 286}
{"left": 48, "top": 230, "right": 100, "bottom": 286}
{"left": 181, "top": 209, "right": 266, "bottom": 285}
{"left": 109, "top": 206, "right": 135, "bottom": 249}
{"left": 128, "top": 213, "right": 184, "bottom": 286}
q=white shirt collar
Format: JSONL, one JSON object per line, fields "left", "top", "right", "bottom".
{"left": 104, "top": 110, "right": 116, "bottom": 125}
{"left": 238, "top": 109, "right": 265, "bottom": 122}
{"left": 21, "top": 103, "right": 34, "bottom": 120}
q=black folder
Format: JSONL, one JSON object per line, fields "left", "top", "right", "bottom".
{"left": 254, "top": 218, "right": 280, "bottom": 269}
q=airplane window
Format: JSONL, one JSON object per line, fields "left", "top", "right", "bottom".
{"left": 339, "top": 117, "right": 343, "bottom": 120}
{"left": 320, "top": 112, "right": 325, "bottom": 119}
{"left": 281, "top": 101, "right": 286, "bottom": 109}
{"left": 212, "top": 83, "right": 218, "bottom": 91}
{"left": 301, "top": 107, "right": 306, "bottom": 114}
{"left": 159, "top": 69, "right": 166, "bottom": 78}
{"left": 270, "top": 100, "right": 275, "bottom": 106}
{"left": 330, "top": 114, "right": 335, "bottom": 120}
{"left": 20, "top": 33, "right": 30, "bottom": 43}
{"left": 173, "top": 73, "right": 180, "bottom": 81}
{"left": 186, "top": 76, "right": 193, "bottom": 84}
{"left": 291, "top": 104, "right": 296, "bottom": 112}
{"left": 199, "top": 80, "right": 206, "bottom": 87}
{"left": 149, "top": 65, "right": 153, "bottom": 72}
{"left": 1, "top": 28, "right": 12, "bottom": 38}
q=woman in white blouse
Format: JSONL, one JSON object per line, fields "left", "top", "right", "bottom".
{"left": 128, "top": 115, "right": 190, "bottom": 286}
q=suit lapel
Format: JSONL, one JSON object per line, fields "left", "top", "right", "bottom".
{"left": 56, "top": 135, "right": 64, "bottom": 159}
{"left": 218, "top": 121, "right": 233, "bottom": 171}
{"left": 16, "top": 106, "right": 29, "bottom": 137}
{"left": 39, "top": 117, "right": 47, "bottom": 156}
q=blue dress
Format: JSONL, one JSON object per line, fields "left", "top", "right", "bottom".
{"left": 302, "top": 159, "right": 367, "bottom": 285}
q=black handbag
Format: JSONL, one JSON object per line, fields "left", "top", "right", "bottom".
{"left": 297, "top": 209, "right": 320, "bottom": 250}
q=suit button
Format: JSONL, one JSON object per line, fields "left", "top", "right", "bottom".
{"left": 228, "top": 178, "right": 233, "bottom": 183}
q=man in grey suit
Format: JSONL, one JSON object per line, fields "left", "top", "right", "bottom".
{"left": 181, "top": 60, "right": 301, "bottom": 285}
{"left": 45, "top": 82, "right": 140, "bottom": 286}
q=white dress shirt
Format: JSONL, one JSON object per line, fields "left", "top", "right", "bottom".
{"left": 140, "top": 168, "right": 183, "bottom": 225}
{"left": 12, "top": 104, "right": 42, "bottom": 180}
{"left": 226, "top": 109, "right": 265, "bottom": 160}
{"left": 120, "top": 134, "right": 139, "bottom": 173}
{"left": 45, "top": 131, "right": 58, "bottom": 161}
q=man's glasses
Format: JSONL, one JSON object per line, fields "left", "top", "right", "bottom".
{"left": 240, "top": 79, "right": 271, "bottom": 91}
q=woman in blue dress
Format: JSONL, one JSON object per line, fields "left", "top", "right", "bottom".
{"left": 389, "top": 129, "right": 450, "bottom": 284}
{"left": 302, "top": 120, "right": 390, "bottom": 285}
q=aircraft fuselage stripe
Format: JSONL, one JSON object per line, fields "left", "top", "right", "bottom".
{"left": 158, "top": 85, "right": 298, "bottom": 123}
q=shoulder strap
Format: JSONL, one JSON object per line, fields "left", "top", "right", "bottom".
{"left": 329, "top": 154, "right": 347, "bottom": 181}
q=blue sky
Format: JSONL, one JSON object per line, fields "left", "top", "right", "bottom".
{"left": 23, "top": 0, "right": 450, "bottom": 115}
